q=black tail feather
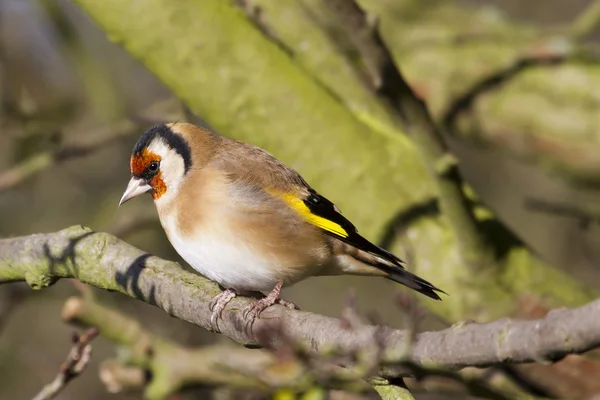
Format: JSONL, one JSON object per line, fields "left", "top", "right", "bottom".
{"left": 328, "top": 230, "right": 446, "bottom": 300}
{"left": 385, "top": 268, "right": 446, "bottom": 301}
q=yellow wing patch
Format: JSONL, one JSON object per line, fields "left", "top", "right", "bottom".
{"left": 269, "top": 190, "right": 349, "bottom": 238}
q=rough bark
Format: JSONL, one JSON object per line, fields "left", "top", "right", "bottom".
{"left": 1, "top": 226, "right": 600, "bottom": 374}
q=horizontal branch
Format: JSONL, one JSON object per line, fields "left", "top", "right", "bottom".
{"left": 1, "top": 226, "right": 600, "bottom": 372}
{"left": 0, "top": 97, "right": 182, "bottom": 194}
{"left": 0, "top": 120, "right": 138, "bottom": 193}
{"left": 62, "top": 294, "right": 373, "bottom": 399}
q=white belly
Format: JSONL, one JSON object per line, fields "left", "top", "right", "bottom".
{"left": 161, "top": 215, "right": 283, "bottom": 291}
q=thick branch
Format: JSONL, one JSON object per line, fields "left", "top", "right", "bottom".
{"left": 570, "top": 0, "right": 600, "bottom": 41}
{"left": 1, "top": 226, "right": 600, "bottom": 372}
{"left": 323, "top": 0, "right": 486, "bottom": 266}
{"left": 442, "top": 54, "right": 565, "bottom": 138}
{"left": 439, "top": 43, "right": 600, "bottom": 181}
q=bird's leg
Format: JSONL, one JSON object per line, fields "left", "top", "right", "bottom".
{"left": 208, "top": 288, "right": 238, "bottom": 332}
{"left": 242, "top": 281, "right": 298, "bottom": 320}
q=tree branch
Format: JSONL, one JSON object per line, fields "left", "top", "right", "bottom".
{"left": 32, "top": 328, "right": 99, "bottom": 400}
{"left": 2, "top": 226, "right": 600, "bottom": 374}
{"left": 442, "top": 53, "right": 565, "bottom": 139}
{"left": 570, "top": 0, "right": 600, "bottom": 41}
{"left": 440, "top": 38, "right": 600, "bottom": 182}
{"left": 0, "top": 120, "right": 138, "bottom": 193}
{"left": 61, "top": 294, "right": 373, "bottom": 399}
{"left": 98, "top": 360, "right": 146, "bottom": 394}
{"left": 369, "top": 377, "right": 414, "bottom": 400}
{"left": 322, "top": 0, "right": 486, "bottom": 267}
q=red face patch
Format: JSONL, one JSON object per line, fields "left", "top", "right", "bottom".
{"left": 130, "top": 148, "right": 161, "bottom": 176}
{"left": 130, "top": 148, "right": 167, "bottom": 200}
{"left": 150, "top": 175, "right": 166, "bottom": 199}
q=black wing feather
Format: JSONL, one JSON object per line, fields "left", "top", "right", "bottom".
{"left": 303, "top": 189, "right": 405, "bottom": 267}
{"left": 303, "top": 189, "right": 445, "bottom": 300}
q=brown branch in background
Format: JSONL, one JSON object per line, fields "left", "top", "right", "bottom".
{"left": 442, "top": 54, "right": 565, "bottom": 136}
{"left": 323, "top": 0, "right": 486, "bottom": 266}
{"left": 99, "top": 360, "right": 146, "bottom": 394}
{"left": 233, "top": 0, "right": 293, "bottom": 56}
{"left": 66, "top": 289, "right": 498, "bottom": 400}
{"left": 0, "top": 96, "right": 188, "bottom": 194}
{"left": 525, "top": 198, "right": 600, "bottom": 230}
{"left": 440, "top": 35, "right": 600, "bottom": 181}
{"left": 570, "top": 0, "right": 600, "bottom": 41}
{"left": 2, "top": 227, "right": 600, "bottom": 377}
{"left": 394, "top": 292, "right": 426, "bottom": 345}
{"left": 31, "top": 328, "right": 99, "bottom": 400}
{"left": 61, "top": 295, "right": 375, "bottom": 399}
{"left": 400, "top": 362, "right": 511, "bottom": 400}
{"left": 0, "top": 120, "right": 138, "bottom": 193}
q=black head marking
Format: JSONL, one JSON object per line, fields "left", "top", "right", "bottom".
{"left": 133, "top": 124, "right": 193, "bottom": 174}
{"left": 139, "top": 160, "right": 160, "bottom": 182}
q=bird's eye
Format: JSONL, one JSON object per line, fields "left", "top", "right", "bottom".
{"left": 148, "top": 161, "right": 159, "bottom": 173}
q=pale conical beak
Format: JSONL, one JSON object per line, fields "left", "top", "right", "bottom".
{"left": 119, "top": 177, "right": 152, "bottom": 206}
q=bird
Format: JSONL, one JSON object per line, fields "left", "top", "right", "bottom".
{"left": 119, "top": 122, "right": 444, "bottom": 330}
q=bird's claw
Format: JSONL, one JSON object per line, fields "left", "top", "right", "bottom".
{"left": 208, "top": 289, "right": 237, "bottom": 333}
{"left": 242, "top": 296, "right": 299, "bottom": 321}
{"left": 278, "top": 298, "right": 299, "bottom": 310}
{"left": 242, "top": 298, "right": 271, "bottom": 320}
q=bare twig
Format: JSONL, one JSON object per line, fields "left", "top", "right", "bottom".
{"left": 0, "top": 120, "right": 138, "bottom": 193}
{"left": 1, "top": 226, "right": 600, "bottom": 375}
{"left": 323, "top": 0, "right": 486, "bottom": 267}
{"left": 401, "top": 362, "right": 511, "bottom": 400}
{"left": 394, "top": 292, "right": 426, "bottom": 345}
{"left": 99, "top": 360, "right": 146, "bottom": 394}
{"left": 525, "top": 198, "right": 600, "bottom": 230}
{"left": 32, "top": 328, "right": 99, "bottom": 400}
{"left": 62, "top": 294, "right": 373, "bottom": 399}
{"left": 340, "top": 289, "right": 363, "bottom": 330}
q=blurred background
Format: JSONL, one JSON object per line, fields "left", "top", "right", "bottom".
{"left": 2, "top": 0, "right": 600, "bottom": 399}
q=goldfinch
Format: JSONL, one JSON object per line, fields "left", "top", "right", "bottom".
{"left": 119, "top": 123, "right": 444, "bottom": 330}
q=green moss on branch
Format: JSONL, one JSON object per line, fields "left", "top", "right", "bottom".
{"left": 2, "top": 227, "right": 600, "bottom": 375}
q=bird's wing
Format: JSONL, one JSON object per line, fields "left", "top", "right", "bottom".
{"left": 263, "top": 185, "right": 444, "bottom": 300}
{"left": 214, "top": 138, "right": 404, "bottom": 266}
{"left": 273, "top": 187, "right": 407, "bottom": 267}
{"left": 213, "top": 140, "right": 444, "bottom": 300}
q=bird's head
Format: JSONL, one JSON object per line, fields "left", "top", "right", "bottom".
{"left": 119, "top": 123, "right": 193, "bottom": 207}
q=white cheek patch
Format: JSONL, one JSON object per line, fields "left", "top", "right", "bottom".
{"left": 147, "top": 139, "right": 186, "bottom": 205}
